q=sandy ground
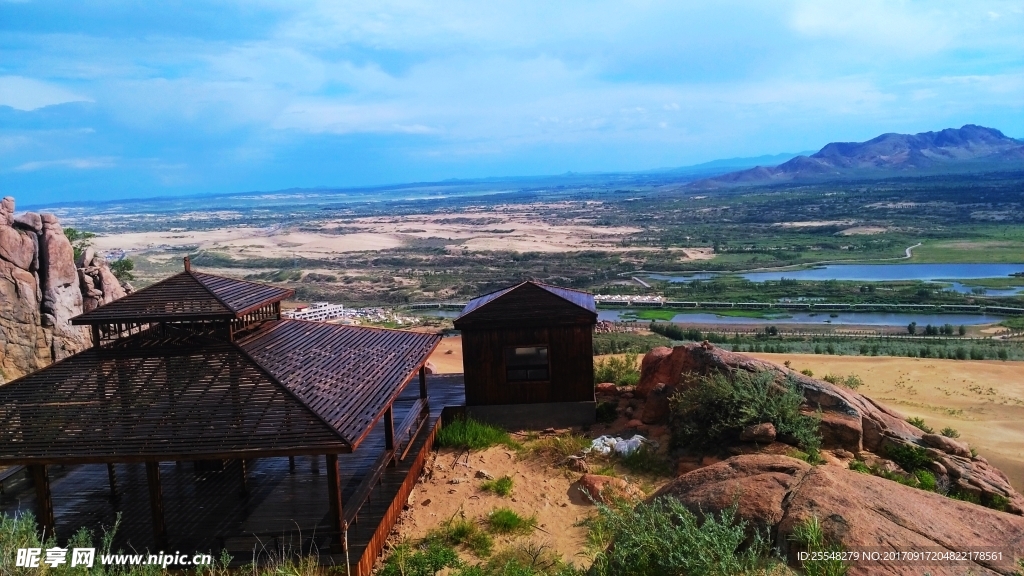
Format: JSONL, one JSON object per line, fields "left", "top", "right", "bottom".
{"left": 91, "top": 206, "right": 721, "bottom": 258}
{"left": 394, "top": 446, "right": 595, "bottom": 569}
{"left": 429, "top": 336, "right": 465, "bottom": 373}
{"left": 839, "top": 226, "right": 888, "bottom": 235}
{"left": 751, "top": 353, "right": 1024, "bottom": 492}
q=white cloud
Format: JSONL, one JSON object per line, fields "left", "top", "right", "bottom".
{"left": 0, "top": 76, "right": 91, "bottom": 110}
{"left": 13, "top": 157, "right": 116, "bottom": 172}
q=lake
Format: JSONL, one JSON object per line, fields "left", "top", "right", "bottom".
{"left": 647, "top": 263, "right": 1024, "bottom": 295}
{"left": 597, "top": 309, "right": 1003, "bottom": 327}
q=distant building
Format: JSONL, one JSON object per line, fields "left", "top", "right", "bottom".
{"left": 454, "top": 281, "right": 597, "bottom": 427}
{"left": 283, "top": 301, "right": 346, "bottom": 321}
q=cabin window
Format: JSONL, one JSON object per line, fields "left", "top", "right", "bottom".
{"left": 505, "top": 346, "right": 549, "bottom": 382}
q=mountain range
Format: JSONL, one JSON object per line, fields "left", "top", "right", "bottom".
{"left": 691, "top": 125, "right": 1024, "bottom": 188}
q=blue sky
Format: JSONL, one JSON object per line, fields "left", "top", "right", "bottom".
{"left": 2, "top": 1, "right": 1023, "bottom": 204}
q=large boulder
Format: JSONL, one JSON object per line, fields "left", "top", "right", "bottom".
{"left": 0, "top": 259, "right": 50, "bottom": 384}
{"left": 0, "top": 219, "right": 38, "bottom": 271}
{"left": 38, "top": 213, "right": 88, "bottom": 361}
{"left": 656, "top": 455, "right": 1024, "bottom": 575}
{"left": 639, "top": 343, "right": 1024, "bottom": 514}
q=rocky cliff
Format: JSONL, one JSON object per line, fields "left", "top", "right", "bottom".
{"left": 0, "top": 197, "right": 128, "bottom": 384}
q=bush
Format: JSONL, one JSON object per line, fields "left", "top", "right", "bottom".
{"left": 822, "top": 373, "right": 862, "bottom": 389}
{"left": 800, "top": 368, "right": 814, "bottom": 377}
{"left": 619, "top": 446, "right": 672, "bottom": 476}
{"left": 588, "top": 499, "right": 775, "bottom": 576}
{"left": 593, "top": 333, "right": 670, "bottom": 355}
{"left": 789, "top": 516, "right": 848, "bottom": 576}
{"left": 381, "top": 540, "right": 462, "bottom": 576}
{"left": 593, "top": 353, "right": 640, "bottom": 386}
{"left": 914, "top": 469, "right": 937, "bottom": 492}
{"left": 427, "top": 517, "right": 494, "bottom": 557}
{"left": 848, "top": 460, "right": 871, "bottom": 474}
{"left": 485, "top": 508, "right": 537, "bottom": 535}
{"left": 669, "top": 370, "right": 822, "bottom": 459}
{"left": 480, "top": 475, "right": 514, "bottom": 497}
{"left": 940, "top": 427, "right": 960, "bottom": 439}
{"left": 438, "top": 417, "right": 518, "bottom": 450}
{"left": 884, "top": 443, "right": 934, "bottom": 472}
{"left": 596, "top": 401, "right": 617, "bottom": 424}
{"left": 906, "top": 417, "right": 934, "bottom": 434}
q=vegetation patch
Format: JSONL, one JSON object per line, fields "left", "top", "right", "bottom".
{"left": 426, "top": 517, "right": 495, "bottom": 557}
{"left": 586, "top": 499, "right": 778, "bottom": 576}
{"left": 437, "top": 417, "right": 519, "bottom": 451}
{"left": 528, "top": 433, "right": 590, "bottom": 463}
{"left": 618, "top": 446, "right": 673, "bottom": 476}
{"left": 480, "top": 475, "right": 514, "bottom": 497}
{"left": 906, "top": 417, "right": 934, "bottom": 434}
{"left": 485, "top": 508, "right": 537, "bottom": 535}
{"left": 593, "top": 353, "right": 640, "bottom": 386}
{"left": 592, "top": 332, "right": 671, "bottom": 355}
{"left": 822, "top": 373, "right": 863, "bottom": 389}
{"left": 789, "top": 516, "right": 849, "bottom": 576}
{"left": 595, "top": 401, "right": 617, "bottom": 424}
{"left": 883, "top": 443, "right": 935, "bottom": 471}
{"left": 669, "top": 370, "right": 822, "bottom": 460}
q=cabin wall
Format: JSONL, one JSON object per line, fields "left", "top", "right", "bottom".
{"left": 462, "top": 324, "right": 594, "bottom": 406}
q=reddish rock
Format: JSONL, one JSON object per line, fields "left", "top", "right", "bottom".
{"left": 676, "top": 458, "right": 701, "bottom": 475}
{"left": 13, "top": 212, "right": 42, "bottom": 234}
{"left": 636, "top": 346, "right": 694, "bottom": 398}
{"left": 576, "top": 474, "right": 644, "bottom": 504}
{"left": 921, "top": 433, "right": 971, "bottom": 458}
{"left": 0, "top": 196, "right": 13, "bottom": 225}
{"left": 657, "top": 455, "right": 1024, "bottom": 575}
{"left": 653, "top": 454, "right": 811, "bottom": 534}
{"left": 740, "top": 422, "right": 777, "bottom": 443}
{"left": 595, "top": 382, "right": 618, "bottom": 396}
{"left": 0, "top": 221, "right": 37, "bottom": 271}
{"left": 625, "top": 419, "right": 648, "bottom": 434}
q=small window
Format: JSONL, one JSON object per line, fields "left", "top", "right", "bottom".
{"left": 505, "top": 346, "right": 549, "bottom": 382}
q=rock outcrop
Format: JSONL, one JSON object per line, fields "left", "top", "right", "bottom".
{"left": 637, "top": 343, "right": 1024, "bottom": 515}
{"left": 0, "top": 196, "right": 128, "bottom": 384}
{"left": 654, "top": 454, "right": 1024, "bottom": 575}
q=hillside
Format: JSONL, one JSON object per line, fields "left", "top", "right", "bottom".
{"left": 693, "top": 125, "right": 1024, "bottom": 188}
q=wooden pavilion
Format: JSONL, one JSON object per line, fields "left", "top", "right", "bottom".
{"left": 0, "top": 257, "right": 445, "bottom": 574}
{"left": 454, "top": 281, "right": 597, "bottom": 427}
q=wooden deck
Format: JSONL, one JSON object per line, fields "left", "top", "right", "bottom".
{"left": 0, "top": 374, "right": 465, "bottom": 574}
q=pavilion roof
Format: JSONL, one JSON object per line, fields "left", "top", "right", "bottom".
{"left": 0, "top": 321, "right": 439, "bottom": 465}
{"left": 71, "top": 270, "right": 294, "bottom": 325}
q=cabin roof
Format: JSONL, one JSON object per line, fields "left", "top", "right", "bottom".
{"left": 456, "top": 281, "right": 597, "bottom": 322}
{"left": 0, "top": 320, "right": 439, "bottom": 465}
{"left": 71, "top": 270, "right": 294, "bottom": 325}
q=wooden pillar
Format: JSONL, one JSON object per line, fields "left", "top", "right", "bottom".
{"left": 326, "top": 454, "right": 345, "bottom": 552}
{"left": 145, "top": 461, "right": 168, "bottom": 550}
{"left": 419, "top": 365, "right": 428, "bottom": 399}
{"left": 311, "top": 455, "right": 320, "bottom": 474}
{"left": 384, "top": 406, "right": 396, "bottom": 467}
{"left": 288, "top": 456, "right": 296, "bottom": 473}
{"left": 107, "top": 463, "right": 118, "bottom": 498}
{"left": 29, "top": 465, "right": 54, "bottom": 537}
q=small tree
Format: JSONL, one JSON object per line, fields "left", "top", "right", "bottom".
{"left": 63, "top": 227, "right": 96, "bottom": 261}
{"left": 907, "top": 322, "right": 917, "bottom": 335}
{"left": 110, "top": 258, "right": 135, "bottom": 281}
{"left": 958, "top": 325, "right": 967, "bottom": 336}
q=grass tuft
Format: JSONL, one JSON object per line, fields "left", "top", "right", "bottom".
{"left": 940, "top": 426, "right": 960, "bottom": 439}
{"left": 485, "top": 508, "right": 537, "bottom": 535}
{"left": 437, "top": 417, "right": 519, "bottom": 450}
{"left": 426, "top": 517, "right": 494, "bottom": 557}
{"left": 480, "top": 475, "right": 514, "bottom": 497}
{"left": 789, "top": 516, "right": 849, "bottom": 576}
{"left": 906, "top": 417, "right": 934, "bottom": 434}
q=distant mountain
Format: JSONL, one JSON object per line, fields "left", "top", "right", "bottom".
{"left": 657, "top": 152, "right": 815, "bottom": 175}
{"left": 692, "top": 125, "right": 1024, "bottom": 188}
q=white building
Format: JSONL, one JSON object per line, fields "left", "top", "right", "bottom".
{"left": 283, "top": 302, "right": 346, "bottom": 322}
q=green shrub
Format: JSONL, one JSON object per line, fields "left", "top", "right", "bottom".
{"left": 593, "top": 353, "right": 640, "bottom": 386}
{"left": 593, "top": 332, "right": 670, "bottom": 355}
{"left": 669, "top": 370, "right": 822, "bottom": 458}
{"left": 485, "top": 508, "right": 537, "bottom": 535}
{"left": 940, "top": 427, "right": 960, "bottom": 439}
{"left": 914, "top": 469, "right": 937, "bottom": 492}
{"left": 822, "top": 373, "right": 862, "bottom": 389}
{"left": 595, "top": 401, "right": 617, "bottom": 424}
{"left": 438, "top": 417, "right": 518, "bottom": 450}
{"left": 427, "top": 518, "right": 494, "bottom": 557}
{"left": 380, "top": 540, "right": 461, "bottom": 576}
{"left": 480, "top": 475, "right": 514, "bottom": 497}
{"left": 619, "top": 446, "right": 672, "bottom": 476}
{"left": 467, "top": 542, "right": 581, "bottom": 576}
{"left": 789, "top": 516, "right": 848, "bottom": 576}
{"left": 848, "top": 460, "right": 870, "bottom": 474}
{"left": 588, "top": 498, "right": 776, "bottom": 576}
{"left": 906, "top": 417, "right": 934, "bottom": 434}
{"left": 800, "top": 368, "right": 814, "bottom": 377}
{"left": 884, "top": 443, "right": 934, "bottom": 472}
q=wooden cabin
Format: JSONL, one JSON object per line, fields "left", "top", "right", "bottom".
{"left": 453, "top": 281, "right": 597, "bottom": 427}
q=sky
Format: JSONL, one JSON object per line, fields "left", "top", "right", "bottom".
{"left": 2, "top": 1, "right": 1023, "bottom": 204}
